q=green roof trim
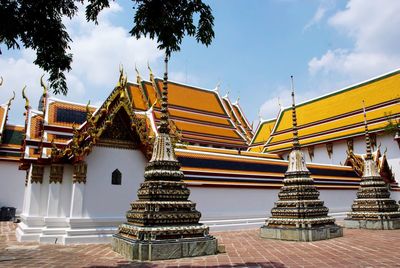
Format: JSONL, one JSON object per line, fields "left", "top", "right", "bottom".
{"left": 2, "top": 128, "right": 23, "bottom": 145}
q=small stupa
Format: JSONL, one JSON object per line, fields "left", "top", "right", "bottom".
{"left": 344, "top": 102, "right": 400, "bottom": 229}
{"left": 112, "top": 57, "right": 217, "bottom": 261}
{"left": 260, "top": 76, "right": 343, "bottom": 241}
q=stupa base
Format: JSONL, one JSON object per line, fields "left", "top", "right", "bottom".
{"left": 344, "top": 218, "right": 400, "bottom": 230}
{"left": 112, "top": 234, "right": 218, "bottom": 261}
{"left": 260, "top": 224, "right": 343, "bottom": 242}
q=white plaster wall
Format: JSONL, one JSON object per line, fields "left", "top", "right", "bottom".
{"left": 0, "top": 162, "right": 25, "bottom": 214}
{"left": 60, "top": 165, "right": 73, "bottom": 217}
{"left": 83, "top": 146, "right": 147, "bottom": 218}
{"left": 319, "top": 189, "right": 357, "bottom": 214}
{"left": 189, "top": 187, "right": 279, "bottom": 220}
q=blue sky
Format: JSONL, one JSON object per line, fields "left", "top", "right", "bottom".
{"left": 1, "top": 0, "right": 400, "bottom": 125}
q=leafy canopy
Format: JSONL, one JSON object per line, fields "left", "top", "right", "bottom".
{"left": 0, "top": 0, "right": 214, "bottom": 94}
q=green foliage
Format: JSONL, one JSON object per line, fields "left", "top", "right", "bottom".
{"left": 0, "top": 0, "right": 79, "bottom": 95}
{"left": 384, "top": 112, "right": 400, "bottom": 135}
{"left": 1, "top": 0, "right": 214, "bottom": 95}
{"left": 87, "top": 0, "right": 215, "bottom": 57}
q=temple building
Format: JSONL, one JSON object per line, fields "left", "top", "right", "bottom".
{"left": 250, "top": 69, "right": 400, "bottom": 186}
{"left": 0, "top": 67, "right": 398, "bottom": 244}
{"left": 0, "top": 89, "right": 25, "bottom": 213}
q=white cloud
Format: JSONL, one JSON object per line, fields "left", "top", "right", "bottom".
{"left": 308, "top": 0, "right": 400, "bottom": 81}
{"left": 303, "top": 0, "right": 333, "bottom": 31}
{"left": 1, "top": 2, "right": 164, "bottom": 124}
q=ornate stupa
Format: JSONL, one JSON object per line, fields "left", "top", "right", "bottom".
{"left": 112, "top": 57, "right": 217, "bottom": 261}
{"left": 344, "top": 102, "right": 400, "bottom": 229}
{"left": 260, "top": 76, "right": 343, "bottom": 241}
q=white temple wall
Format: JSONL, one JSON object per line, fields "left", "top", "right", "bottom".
{"left": 83, "top": 146, "right": 147, "bottom": 218}
{"left": 0, "top": 161, "right": 25, "bottom": 214}
{"left": 190, "top": 187, "right": 278, "bottom": 220}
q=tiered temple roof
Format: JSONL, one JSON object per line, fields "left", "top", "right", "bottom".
{"left": 13, "top": 70, "right": 374, "bottom": 191}
{"left": 249, "top": 69, "right": 400, "bottom": 153}
{"left": 0, "top": 91, "right": 23, "bottom": 162}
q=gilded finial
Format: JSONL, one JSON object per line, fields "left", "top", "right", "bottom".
{"left": 236, "top": 96, "right": 240, "bottom": 103}
{"left": 362, "top": 100, "right": 372, "bottom": 160}
{"left": 214, "top": 82, "right": 220, "bottom": 92}
{"left": 290, "top": 75, "right": 300, "bottom": 149}
{"left": 22, "top": 86, "right": 30, "bottom": 110}
{"left": 86, "top": 100, "right": 92, "bottom": 120}
{"left": 7, "top": 91, "right": 15, "bottom": 107}
{"left": 147, "top": 61, "right": 154, "bottom": 81}
{"left": 118, "top": 64, "right": 125, "bottom": 87}
{"left": 40, "top": 74, "right": 48, "bottom": 97}
{"left": 135, "top": 64, "right": 141, "bottom": 83}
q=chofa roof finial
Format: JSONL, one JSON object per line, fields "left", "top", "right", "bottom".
{"left": 147, "top": 61, "right": 154, "bottom": 81}
{"left": 22, "top": 86, "right": 30, "bottom": 110}
{"left": 40, "top": 74, "right": 48, "bottom": 98}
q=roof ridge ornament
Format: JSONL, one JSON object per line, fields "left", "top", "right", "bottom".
{"left": 290, "top": 75, "right": 300, "bottom": 149}
{"left": 7, "top": 91, "right": 15, "bottom": 108}
{"left": 147, "top": 61, "right": 154, "bottom": 81}
{"left": 135, "top": 64, "right": 141, "bottom": 84}
{"left": 22, "top": 86, "right": 30, "bottom": 110}
{"left": 213, "top": 81, "right": 220, "bottom": 92}
{"left": 362, "top": 100, "right": 372, "bottom": 160}
{"left": 40, "top": 74, "right": 48, "bottom": 98}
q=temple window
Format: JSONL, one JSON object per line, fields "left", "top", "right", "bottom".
{"left": 112, "top": 169, "right": 122, "bottom": 185}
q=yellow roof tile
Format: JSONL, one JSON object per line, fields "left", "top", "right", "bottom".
{"left": 266, "top": 70, "right": 400, "bottom": 152}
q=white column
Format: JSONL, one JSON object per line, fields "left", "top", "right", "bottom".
{"left": 70, "top": 183, "right": 85, "bottom": 217}
{"left": 47, "top": 183, "right": 61, "bottom": 217}
{"left": 69, "top": 162, "right": 87, "bottom": 218}
{"left": 46, "top": 164, "right": 64, "bottom": 217}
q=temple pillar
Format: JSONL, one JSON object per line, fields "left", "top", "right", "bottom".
{"left": 39, "top": 164, "right": 68, "bottom": 243}
{"left": 25, "top": 164, "right": 45, "bottom": 216}
{"left": 16, "top": 164, "right": 46, "bottom": 242}
{"left": 70, "top": 162, "right": 87, "bottom": 218}
{"left": 46, "top": 164, "right": 64, "bottom": 217}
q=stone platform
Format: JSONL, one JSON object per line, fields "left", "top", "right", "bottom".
{"left": 344, "top": 218, "right": 400, "bottom": 230}
{"left": 260, "top": 224, "right": 343, "bottom": 242}
{"left": 112, "top": 234, "right": 217, "bottom": 261}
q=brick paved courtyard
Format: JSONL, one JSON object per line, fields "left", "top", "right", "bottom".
{"left": 1, "top": 222, "right": 400, "bottom": 267}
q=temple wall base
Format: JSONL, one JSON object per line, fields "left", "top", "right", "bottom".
{"left": 344, "top": 218, "right": 400, "bottom": 230}
{"left": 112, "top": 235, "right": 218, "bottom": 261}
{"left": 260, "top": 225, "right": 343, "bottom": 242}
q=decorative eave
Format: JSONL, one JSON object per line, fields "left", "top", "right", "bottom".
{"left": 51, "top": 71, "right": 153, "bottom": 164}
{"left": 344, "top": 147, "right": 395, "bottom": 184}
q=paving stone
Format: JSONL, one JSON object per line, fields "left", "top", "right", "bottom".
{"left": 2, "top": 222, "right": 400, "bottom": 267}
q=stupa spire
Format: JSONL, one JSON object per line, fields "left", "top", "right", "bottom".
{"left": 112, "top": 55, "right": 217, "bottom": 261}
{"left": 290, "top": 76, "right": 300, "bottom": 149}
{"left": 362, "top": 101, "right": 372, "bottom": 160}
{"left": 344, "top": 101, "right": 400, "bottom": 229}
{"left": 260, "top": 75, "right": 342, "bottom": 241}
{"left": 158, "top": 55, "right": 170, "bottom": 134}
